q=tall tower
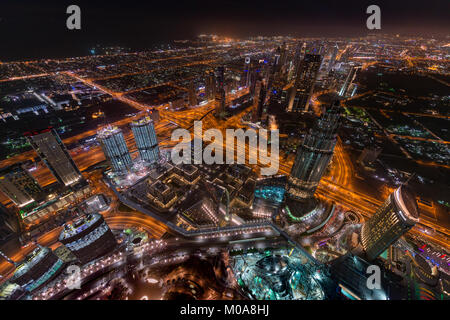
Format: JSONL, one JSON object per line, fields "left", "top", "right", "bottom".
{"left": 97, "top": 126, "right": 132, "bottom": 172}
{"left": 287, "top": 100, "right": 341, "bottom": 201}
{"left": 0, "top": 203, "right": 19, "bottom": 247}
{"left": 131, "top": 116, "right": 160, "bottom": 165}
{"left": 361, "top": 187, "right": 419, "bottom": 261}
{"left": 26, "top": 128, "right": 82, "bottom": 186}
{"left": 205, "top": 70, "right": 216, "bottom": 101}
{"left": 327, "top": 45, "right": 338, "bottom": 73}
{"left": 0, "top": 163, "right": 43, "bottom": 208}
{"left": 215, "top": 66, "right": 226, "bottom": 114}
{"left": 188, "top": 80, "right": 198, "bottom": 106}
{"left": 339, "top": 66, "right": 360, "bottom": 97}
{"left": 287, "top": 54, "right": 322, "bottom": 112}
{"left": 252, "top": 78, "right": 267, "bottom": 122}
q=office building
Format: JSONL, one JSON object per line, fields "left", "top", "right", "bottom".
{"left": 10, "top": 245, "right": 65, "bottom": 292}
{"left": 252, "top": 78, "right": 267, "bottom": 122}
{"left": 287, "top": 101, "right": 341, "bottom": 201}
{"left": 339, "top": 66, "right": 360, "bottom": 97}
{"left": 361, "top": 187, "right": 419, "bottom": 261}
{"left": 330, "top": 253, "right": 400, "bottom": 300}
{"left": 0, "top": 204, "right": 19, "bottom": 256}
{"left": 287, "top": 54, "right": 322, "bottom": 112}
{"left": 215, "top": 66, "right": 226, "bottom": 114}
{"left": 188, "top": 79, "right": 198, "bottom": 106}
{"left": 205, "top": 70, "right": 216, "bottom": 101}
{"left": 131, "top": 116, "right": 160, "bottom": 164}
{"left": 327, "top": 45, "right": 338, "bottom": 73}
{"left": 97, "top": 126, "right": 132, "bottom": 172}
{"left": 0, "top": 163, "right": 43, "bottom": 207}
{"left": 26, "top": 128, "right": 82, "bottom": 186}
{"left": 59, "top": 213, "right": 117, "bottom": 265}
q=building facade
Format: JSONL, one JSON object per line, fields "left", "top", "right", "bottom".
{"left": 287, "top": 54, "right": 322, "bottom": 112}
{"left": 26, "top": 128, "right": 82, "bottom": 186}
{"left": 214, "top": 66, "right": 226, "bottom": 114}
{"left": 286, "top": 101, "right": 341, "bottom": 201}
{"left": 361, "top": 187, "right": 419, "bottom": 261}
{"left": 131, "top": 116, "right": 160, "bottom": 164}
{"left": 59, "top": 213, "right": 117, "bottom": 265}
{"left": 0, "top": 163, "right": 43, "bottom": 207}
{"left": 97, "top": 126, "right": 132, "bottom": 172}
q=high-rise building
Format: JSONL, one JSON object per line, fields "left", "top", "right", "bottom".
{"left": 0, "top": 204, "right": 19, "bottom": 249}
{"left": 131, "top": 116, "right": 160, "bottom": 164}
{"left": 287, "top": 101, "right": 341, "bottom": 201}
{"left": 243, "top": 56, "right": 252, "bottom": 88}
{"left": 252, "top": 78, "right": 267, "bottom": 122}
{"left": 188, "top": 80, "right": 198, "bottom": 106}
{"left": 26, "top": 128, "right": 82, "bottom": 186}
{"left": 59, "top": 213, "right": 117, "bottom": 265}
{"left": 327, "top": 45, "right": 338, "bottom": 73}
{"left": 339, "top": 66, "right": 360, "bottom": 97}
{"left": 97, "top": 126, "right": 132, "bottom": 172}
{"left": 215, "top": 66, "right": 226, "bottom": 114}
{"left": 287, "top": 54, "right": 322, "bottom": 112}
{"left": 205, "top": 70, "right": 216, "bottom": 101}
{"left": 330, "top": 253, "right": 395, "bottom": 300}
{"left": 10, "top": 245, "right": 65, "bottom": 292}
{"left": 0, "top": 163, "right": 43, "bottom": 207}
{"left": 248, "top": 65, "right": 259, "bottom": 96}
{"left": 361, "top": 187, "right": 419, "bottom": 261}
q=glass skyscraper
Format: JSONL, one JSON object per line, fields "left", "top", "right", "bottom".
{"left": 0, "top": 163, "right": 43, "bottom": 207}
{"left": 287, "top": 100, "right": 341, "bottom": 201}
{"left": 97, "top": 126, "right": 132, "bottom": 172}
{"left": 287, "top": 54, "right": 322, "bottom": 112}
{"left": 131, "top": 116, "right": 159, "bottom": 164}
{"left": 215, "top": 66, "right": 226, "bottom": 114}
{"left": 361, "top": 187, "right": 419, "bottom": 261}
{"left": 26, "top": 128, "right": 82, "bottom": 187}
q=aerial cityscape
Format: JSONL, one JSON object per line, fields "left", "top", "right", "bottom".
{"left": 0, "top": 1, "right": 449, "bottom": 304}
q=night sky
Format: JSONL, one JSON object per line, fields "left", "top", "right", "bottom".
{"left": 0, "top": 0, "right": 448, "bottom": 61}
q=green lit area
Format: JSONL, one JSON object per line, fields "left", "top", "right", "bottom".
{"left": 231, "top": 247, "right": 330, "bottom": 300}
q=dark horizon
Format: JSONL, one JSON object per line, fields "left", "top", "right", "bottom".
{"left": 1, "top": 0, "right": 449, "bottom": 61}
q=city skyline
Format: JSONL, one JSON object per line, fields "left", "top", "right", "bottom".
{"left": 0, "top": 2, "right": 448, "bottom": 304}
{"left": 0, "top": 1, "right": 449, "bottom": 61}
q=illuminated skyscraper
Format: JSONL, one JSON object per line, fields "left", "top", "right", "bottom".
{"left": 10, "top": 245, "right": 65, "bottom": 292}
{"left": 287, "top": 54, "right": 322, "bottom": 112}
{"left": 0, "top": 204, "right": 19, "bottom": 253}
{"left": 0, "top": 163, "right": 43, "bottom": 208}
{"left": 26, "top": 128, "right": 82, "bottom": 186}
{"left": 215, "top": 66, "right": 226, "bottom": 114}
{"left": 327, "top": 45, "right": 338, "bottom": 73}
{"left": 59, "top": 213, "right": 117, "bottom": 264}
{"left": 188, "top": 80, "right": 198, "bottom": 106}
{"left": 205, "top": 70, "right": 216, "bottom": 101}
{"left": 97, "top": 126, "right": 132, "bottom": 172}
{"left": 131, "top": 116, "right": 159, "bottom": 164}
{"left": 339, "top": 66, "right": 360, "bottom": 97}
{"left": 361, "top": 187, "right": 419, "bottom": 261}
{"left": 287, "top": 101, "right": 341, "bottom": 201}
{"left": 252, "top": 78, "right": 267, "bottom": 122}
